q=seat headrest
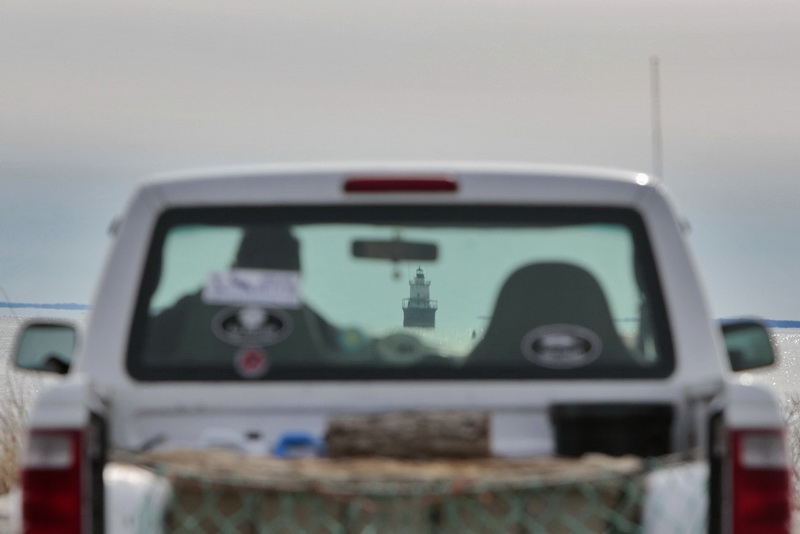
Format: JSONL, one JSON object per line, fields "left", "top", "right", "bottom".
{"left": 467, "top": 262, "right": 632, "bottom": 367}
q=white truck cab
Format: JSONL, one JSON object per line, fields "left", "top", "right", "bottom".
{"left": 14, "top": 164, "right": 790, "bottom": 533}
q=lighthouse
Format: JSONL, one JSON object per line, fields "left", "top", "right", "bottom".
{"left": 402, "top": 267, "right": 437, "bottom": 328}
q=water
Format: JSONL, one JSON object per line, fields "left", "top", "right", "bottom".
{"left": 749, "top": 329, "right": 800, "bottom": 400}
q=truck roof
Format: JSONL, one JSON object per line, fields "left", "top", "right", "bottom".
{"left": 139, "top": 163, "right": 658, "bottom": 208}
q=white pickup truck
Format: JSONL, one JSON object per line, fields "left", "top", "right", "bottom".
{"left": 13, "top": 164, "right": 791, "bottom": 534}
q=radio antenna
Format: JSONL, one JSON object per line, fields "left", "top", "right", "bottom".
{"left": 650, "top": 56, "right": 664, "bottom": 178}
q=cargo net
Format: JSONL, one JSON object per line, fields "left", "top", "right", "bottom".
{"left": 131, "top": 450, "right": 708, "bottom": 534}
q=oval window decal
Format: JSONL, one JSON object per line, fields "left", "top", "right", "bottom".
{"left": 212, "top": 307, "right": 293, "bottom": 346}
{"left": 521, "top": 324, "right": 602, "bottom": 369}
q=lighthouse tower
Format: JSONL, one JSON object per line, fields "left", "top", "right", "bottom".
{"left": 402, "top": 267, "right": 437, "bottom": 328}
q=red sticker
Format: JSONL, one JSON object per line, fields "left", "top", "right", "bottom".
{"left": 234, "top": 348, "right": 270, "bottom": 378}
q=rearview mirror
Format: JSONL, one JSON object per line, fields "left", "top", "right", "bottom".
{"left": 352, "top": 239, "right": 438, "bottom": 261}
{"left": 721, "top": 320, "right": 775, "bottom": 372}
{"left": 14, "top": 320, "right": 76, "bottom": 375}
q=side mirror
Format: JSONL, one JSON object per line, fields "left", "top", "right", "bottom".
{"left": 14, "top": 320, "right": 76, "bottom": 375}
{"left": 721, "top": 320, "right": 775, "bottom": 372}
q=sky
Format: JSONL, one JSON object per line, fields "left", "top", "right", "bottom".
{"left": 1, "top": 0, "right": 799, "bottom": 320}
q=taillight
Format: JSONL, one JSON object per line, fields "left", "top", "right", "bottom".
{"left": 730, "top": 429, "right": 791, "bottom": 534}
{"left": 344, "top": 176, "right": 458, "bottom": 193}
{"left": 22, "top": 429, "right": 86, "bottom": 534}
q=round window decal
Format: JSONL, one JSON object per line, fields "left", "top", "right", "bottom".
{"left": 521, "top": 324, "right": 602, "bottom": 369}
{"left": 234, "top": 348, "right": 270, "bottom": 379}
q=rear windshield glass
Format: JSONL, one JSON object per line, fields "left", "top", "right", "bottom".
{"left": 127, "top": 206, "right": 673, "bottom": 380}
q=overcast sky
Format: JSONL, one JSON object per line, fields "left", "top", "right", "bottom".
{"left": 1, "top": 0, "right": 799, "bottom": 319}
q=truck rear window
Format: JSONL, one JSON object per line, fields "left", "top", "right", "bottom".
{"left": 127, "top": 206, "right": 673, "bottom": 380}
